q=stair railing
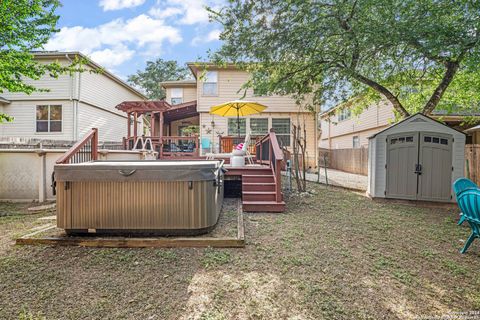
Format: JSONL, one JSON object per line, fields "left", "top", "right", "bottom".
{"left": 255, "top": 129, "right": 284, "bottom": 202}
{"left": 56, "top": 128, "right": 99, "bottom": 164}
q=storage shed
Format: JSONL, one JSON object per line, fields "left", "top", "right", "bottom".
{"left": 368, "top": 113, "right": 465, "bottom": 202}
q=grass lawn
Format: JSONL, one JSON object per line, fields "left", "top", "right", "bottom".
{"left": 0, "top": 182, "right": 479, "bottom": 319}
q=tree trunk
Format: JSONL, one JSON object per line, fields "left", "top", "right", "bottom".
{"left": 352, "top": 72, "right": 410, "bottom": 118}
{"left": 422, "top": 61, "right": 460, "bottom": 115}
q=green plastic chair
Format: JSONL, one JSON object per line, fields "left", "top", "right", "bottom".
{"left": 455, "top": 188, "right": 480, "bottom": 253}
{"left": 453, "top": 178, "right": 479, "bottom": 225}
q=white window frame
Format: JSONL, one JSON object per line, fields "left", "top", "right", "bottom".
{"left": 228, "top": 118, "right": 246, "bottom": 136}
{"left": 353, "top": 135, "right": 360, "bottom": 148}
{"left": 249, "top": 118, "right": 269, "bottom": 136}
{"left": 202, "top": 71, "right": 218, "bottom": 96}
{"left": 35, "top": 104, "right": 63, "bottom": 134}
{"left": 170, "top": 88, "right": 183, "bottom": 105}
{"left": 338, "top": 108, "right": 351, "bottom": 122}
{"left": 272, "top": 118, "right": 291, "bottom": 147}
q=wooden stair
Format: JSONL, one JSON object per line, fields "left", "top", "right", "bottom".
{"left": 241, "top": 168, "right": 285, "bottom": 212}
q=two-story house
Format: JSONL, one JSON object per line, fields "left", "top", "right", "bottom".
{"left": 118, "top": 63, "right": 319, "bottom": 167}
{"left": 319, "top": 100, "right": 480, "bottom": 150}
{"left": 0, "top": 51, "right": 145, "bottom": 143}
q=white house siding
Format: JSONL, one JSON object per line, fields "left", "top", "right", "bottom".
{"left": 319, "top": 126, "right": 389, "bottom": 149}
{"left": 77, "top": 101, "right": 138, "bottom": 142}
{"left": 370, "top": 115, "right": 465, "bottom": 201}
{"left": 0, "top": 100, "right": 74, "bottom": 140}
{"left": 320, "top": 101, "right": 395, "bottom": 149}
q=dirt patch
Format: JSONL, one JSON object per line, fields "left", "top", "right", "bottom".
{"left": 1, "top": 183, "right": 480, "bottom": 319}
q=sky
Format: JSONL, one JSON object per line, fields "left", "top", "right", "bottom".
{"left": 45, "top": 0, "right": 225, "bottom": 80}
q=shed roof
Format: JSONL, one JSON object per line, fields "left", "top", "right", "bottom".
{"left": 368, "top": 113, "right": 466, "bottom": 139}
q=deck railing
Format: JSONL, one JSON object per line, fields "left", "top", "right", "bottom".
{"left": 255, "top": 129, "right": 284, "bottom": 202}
{"left": 124, "top": 135, "right": 200, "bottom": 158}
{"left": 56, "top": 128, "right": 98, "bottom": 164}
{"left": 219, "top": 135, "right": 261, "bottom": 154}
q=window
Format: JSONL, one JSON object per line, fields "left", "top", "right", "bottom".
{"left": 170, "top": 88, "right": 183, "bottom": 105}
{"left": 202, "top": 71, "right": 218, "bottom": 96}
{"left": 228, "top": 118, "right": 246, "bottom": 136}
{"left": 353, "top": 136, "right": 360, "bottom": 148}
{"left": 36, "top": 105, "right": 62, "bottom": 132}
{"left": 272, "top": 118, "right": 291, "bottom": 146}
{"left": 338, "top": 108, "right": 351, "bottom": 121}
{"left": 250, "top": 118, "right": 268, "bottom": 136}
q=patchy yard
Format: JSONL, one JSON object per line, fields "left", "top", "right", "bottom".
{"left": 0, "top": 183, "right": 479, "bottom": 320}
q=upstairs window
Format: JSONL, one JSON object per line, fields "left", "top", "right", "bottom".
{"left": 272, "top": 118, "right": 291, "bottom": 147}
{"left": 202, "top": 71, "right": 218, "bottom": 96}
{"left": 338, "top": 108, "right": 351, "bottom": 121}
{"left": 170, "top": 88, "right": 183, "bottom": 105}
{"left": 36, "top": 105, "right": 62, "bottom": 133}
{"left": 228, "top": 118, "right": 246, "bottom": 136}
{"left": 250, "top": 118, "right": 268, "bottom": 136}
{"left": 353, "top": 136, "right": 360, "bottom": 148}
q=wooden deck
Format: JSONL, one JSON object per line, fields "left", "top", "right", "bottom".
{"left": 224, "top": 165, "right": 285, "bottom": 212}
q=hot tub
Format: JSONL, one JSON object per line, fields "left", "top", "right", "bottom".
{"left": 54, "top": 160, "right": 224, "bottom": 235}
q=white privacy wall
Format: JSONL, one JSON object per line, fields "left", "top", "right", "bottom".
{"left": 0, "top": 149, "right": 144, "bottom": 202}
{"left": 368, "top": 114, "right": 466, "bottom": 201}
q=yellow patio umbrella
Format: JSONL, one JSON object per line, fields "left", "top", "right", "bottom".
{"left": 210, "top": 100, "right": 267, "bottom": 137}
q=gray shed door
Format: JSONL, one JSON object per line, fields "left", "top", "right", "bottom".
{"left": 417, "top": 133, "right": 453, "bottom": 201}
{"left": 386, "top": 133, "right": 419, "bottom": 200}
{"left": 386, "top": 132, "right": 452, "bottom": 201}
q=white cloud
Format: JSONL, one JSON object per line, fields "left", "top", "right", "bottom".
{"left": 90, "top": 45, "right": 135, "bottom": 68}
{"left": 150, "top": 0, "right": 224, "bottom": 25}
{"left": 44, "top": 14, "right": 182, "bottom": 66}
{"left": 99, "top": 0, "right": 145, "bottom": 11}
{"left": 191, "top": 28, "right": 221, "bottom": 46}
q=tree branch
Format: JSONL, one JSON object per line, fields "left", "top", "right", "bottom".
{"left": 350, "top": 71, "right": 410, "bottom": 117}
{"left": 422, "top": 60, "right": 459, "bottom": 115}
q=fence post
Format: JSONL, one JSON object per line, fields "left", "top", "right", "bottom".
{"left": 92, "top": 128, "right": 98, "bottom": 160}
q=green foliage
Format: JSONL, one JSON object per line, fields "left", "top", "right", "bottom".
{"left": 0, "top": 0, "right": 90, "bottom": 122}
{"left": 127, "top": 59, "right": 190, "bottom": 100}
{"left": 209, "top": 0, "right": 480, "bottom": 118}
{"left": 201, "top": 248, "right": 232, "bottom": 268}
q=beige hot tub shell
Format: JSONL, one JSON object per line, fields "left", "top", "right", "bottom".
{"left": 55, "top": 161, "right": 224, "bottom": 235}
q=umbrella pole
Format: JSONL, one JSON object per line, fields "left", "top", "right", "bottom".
{"left": 237, "top": 110, "right": 240, "bottom": 139}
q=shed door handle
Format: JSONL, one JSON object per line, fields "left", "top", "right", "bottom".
{"left": 118, "top": 169, "right": 136, "bottom": 176}
{"left": 414, "top": 164, "right": 422, "bottom": 175}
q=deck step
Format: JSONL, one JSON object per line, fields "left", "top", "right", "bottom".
{"left": 242, "top": 201, "right": 286, "bottom": 213}
{"left": 242, "top": 191, "right": 277, "bottom": 201}
{"left": 242, "top": 182, "right": 276, "bottom": 192}
{"left": 242, "top": 175, "right": 274, "bottom": 183}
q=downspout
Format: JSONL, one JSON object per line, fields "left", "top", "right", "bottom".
{"left": 65, "top": 53, "right": 80, "bottom": 141}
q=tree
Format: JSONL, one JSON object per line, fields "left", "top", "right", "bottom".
{"left": 0, "top": 0, "right": 88, "bottom": 123}
{"left": 128, "top": 59, "right": 190, "bottom": 100}
{"left": 209, "top": 0, "right": 480, "bottom": 118}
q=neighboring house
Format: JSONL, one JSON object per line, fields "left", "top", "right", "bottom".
{"left": 0, "top": 51, "right": 145, "bottom": 143}
{"left": 157, "top": 63, "right": 319, "bottom": 167}
{"left": 319, "top": 100, "right": 480, "bottom": 149}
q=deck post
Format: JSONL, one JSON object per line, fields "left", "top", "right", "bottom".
{"left": 151, "top": 112, "right": 156, "bottom": 137}
{"left": 133, "top": 112, "right": 138, "bottom": 144}
{"left": 159, "top": 111, "right": 164, "bottom": 159}
{"left": 127, "top": 112, "right": 131, "bottom": 144}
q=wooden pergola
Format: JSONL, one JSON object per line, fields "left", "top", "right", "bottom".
{"left": 115, "top": 100, "right": 199, "bottom": 156}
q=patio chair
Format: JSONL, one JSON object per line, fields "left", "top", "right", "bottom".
{"left": 242, "top": 134, "right": 254, "bottom": 165}
{"left": 453, "top": 178, "right": 479, "bottom": 225}
{"left": 201, "top": 138, "right": 211, "bottom": 153}
{"left": 455, "top": 188, "right": 480, "bottom": 253}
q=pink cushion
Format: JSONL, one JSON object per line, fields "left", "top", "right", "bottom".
{"left": 235, "top": 143, "right": 244, "bottom": 150}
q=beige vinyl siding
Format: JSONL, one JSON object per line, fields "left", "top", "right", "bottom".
{"left": 319, "top": 127, "right": 387, "bottom": 149}
{"left": 320, "top": 101, "right": 395, "bottom": 149}
{"left": 195, "top": 69, "right": 305, "bottom": 113}
{"left": 165, "top": 86, "right": 197, "bottom": 104}
{"left": 199, "top": 111, "right": 317, "bottom": 167}
{"left": 77, "top": 102, "right": 140, "bottom": 142}
{"left": 0, "top": 100, "right": 74, "bottom": 140}
{"left": 79, "top": 67, "right": 144, "bottom": 117}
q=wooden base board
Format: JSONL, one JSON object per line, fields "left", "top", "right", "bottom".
{"left": 16, "top": 201, "right": 245, "bottom": 249}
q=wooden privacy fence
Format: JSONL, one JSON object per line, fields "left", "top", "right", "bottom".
{"left": 319, "top": 147, "right": 369, "bottom": 176}
{"left": 465, "top": 145, "right": 480, "bottom": 185}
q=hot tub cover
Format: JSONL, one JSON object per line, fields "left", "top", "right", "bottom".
{"left": 54, "top": 160, "right": 224, "bottom": 182}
